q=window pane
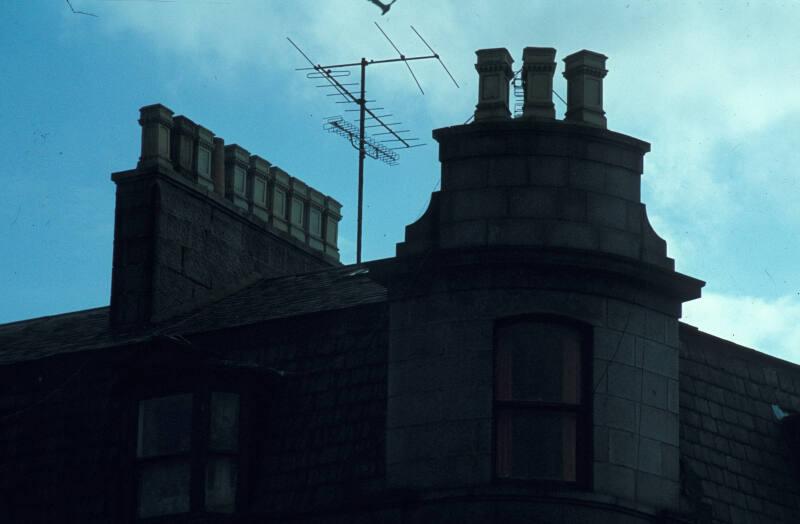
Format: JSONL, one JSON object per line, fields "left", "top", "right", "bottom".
{"left": 209, "top": 392, "right": 240, "bottom": 452}
{"left": 206, "top": 457, "right": 238, "bottom": 513}
{"left": 496, "top": 409, "right": 577, "bottom": 481}
{"left": 137, "top": 394, "right": 192, "bottom": 458}
{"left": 138, "top": 460, "right": 191, "bottom": 518}
{"left": 496, "top": 322, "right": 582, "bottom": 403}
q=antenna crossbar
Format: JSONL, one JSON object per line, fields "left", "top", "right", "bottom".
{"left": 288, "top": 25, "right": 457, "bottom": 263}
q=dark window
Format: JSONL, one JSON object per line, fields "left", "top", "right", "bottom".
{"left": 494, "top": 318, "right": 589, "bottom": 484}
{"left": 135, "top": 391, "right": 241, "bottom": 519}
{"left": 206, "top": 392, "right": 240, "bottom": 513}
{"left": 137, "top": 394, "right": 193, "bottom": 518}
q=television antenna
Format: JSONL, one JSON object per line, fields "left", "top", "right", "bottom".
{"left": 288, "top": 23, "right": 458, "bottom": 264}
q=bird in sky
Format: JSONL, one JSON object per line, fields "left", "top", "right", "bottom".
{"left": 367, "top": 0, "right": 397, "bottom": 16}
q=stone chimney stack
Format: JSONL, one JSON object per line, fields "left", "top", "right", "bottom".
{"left": 474, "top": 48, "right": 514, "bottom": 122}
{"left": 521, "top": 47, "right": 557, "bottom": 119}
{"left": 563, "top": 50, "right": 608, "bottom": 128}
{"left": 110, "top": 104, "right": 341, "bottom": 329}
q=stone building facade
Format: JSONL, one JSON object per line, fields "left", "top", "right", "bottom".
{"left": 1, "top": 47, "right": 800, "bottom": 524}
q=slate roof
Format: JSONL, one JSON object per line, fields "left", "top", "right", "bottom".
{"left": 679, "top": 323, "right": 800, "bottom": 523}
{"left": 163, "top": 265, "right": 387, "bottom": 336}
{"left": 0, "top": 265, "right": 388, "bottom": 365}
{"left": 0, "top": 307, "right": 136, "bottom": 366}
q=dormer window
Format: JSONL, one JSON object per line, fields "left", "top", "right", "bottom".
{"left": 494, "top": 317, "right": 590, "bottom": 485}
{"left": 137, "top": 394, "right": 193, "bottom": 518}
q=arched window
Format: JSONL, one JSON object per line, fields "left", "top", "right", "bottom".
{"left": 494, "top": 317, "right": 590, "bottom": 485}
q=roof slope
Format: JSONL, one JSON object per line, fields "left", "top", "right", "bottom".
{"left": 164, "top": 265, "right": 386, "bottom": 336}
{"left": 679, "top": 324, "right": 800, "bottom": 523}
{"left": 0, "top": 307, "right": 133, "bottom": 365}
{"left": 0, "top": 266, "right": 387, "bottom": 365}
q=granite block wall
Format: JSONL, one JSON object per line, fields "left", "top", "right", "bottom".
{"left": 385, "top": 264, "right": 688, "bottom": 515}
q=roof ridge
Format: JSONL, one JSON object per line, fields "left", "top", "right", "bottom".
{"left": 0, "top": 306, "right": 109, "bottom": 329}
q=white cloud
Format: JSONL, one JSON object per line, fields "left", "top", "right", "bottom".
{"left": 683, "top": 292, "right": 800, "bottom": 364}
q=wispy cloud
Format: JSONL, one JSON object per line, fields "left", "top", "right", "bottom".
{"left": 683, "top": 292, "right": 800, "bottom": 363}
{"left": 77, "top": 0, "right": 800, "bottom": 361}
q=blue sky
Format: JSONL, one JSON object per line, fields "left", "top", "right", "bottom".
{"left": 2, "top": 1, "right": 799, "bottom": 362}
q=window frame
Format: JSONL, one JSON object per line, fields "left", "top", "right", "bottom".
{"left": 131, "top": 386, "right": 248, "bottom": 522}
{"left": 116, "top": 345, "right": 261, "bottom": 524}
{"left": 492, "top": 314, "right": 593, "bottom": 489}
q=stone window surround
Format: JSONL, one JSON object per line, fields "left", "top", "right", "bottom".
{"left": 493, "top": 314, "right": 592, "bottom": 488}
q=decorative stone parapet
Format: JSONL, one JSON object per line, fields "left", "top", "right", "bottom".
{"left": 224, "top": 144, "right": 251, "bottom": 211}
{"left": 270, "top": 166, "right": 291, "bottom": 233}
{"left": 171, "top": 116, "right": 197, "bottom": 180}
{"left": 212, "top": 137, "right": 225, "bottom": 197}
{"left": 249, "top": 155, "right": 272, "bottom": 222}
{"left": 324, "top": 196, "right": 342, "bottom": 260}
{"left": 474, "top": 48, "right": 514, "bottom": 122}
{"left": 195, "top": 125, "right": 215, "bottom": 192}
{"left": 138, "top": 104, "right": 174, "bottom": 170}
{"left": 521, "top": 47, "right": 557, "bottom": 120}
{"left": 289, "top": 177, "right": 309, "bottom": 243}
{"left": 132, "top": 104, "right": 341, "bottom": 260}
{"left": 563, "top": 50, "right": 608, "bottom": 128}
{"left": 307, "top": 188, "right": 325, "bottom": 252}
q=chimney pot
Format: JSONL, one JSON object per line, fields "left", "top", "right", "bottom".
{"left": 563, "top": 50, "right": 608, "bottom": 128}
{"left": 474, "top": 48, "right": 514, "bottom": 122}
{"left": 521, "top": 47, "right": 557, "bottom": 119}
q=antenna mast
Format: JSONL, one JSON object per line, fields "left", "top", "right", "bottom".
{"left": 289, "top": 23, "right": 458, "bottom": 264}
